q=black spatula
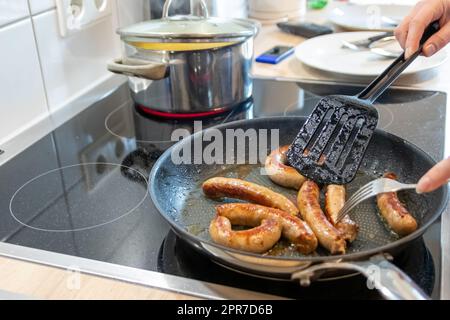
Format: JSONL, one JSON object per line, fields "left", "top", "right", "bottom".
{"left": 287, "top": 21, "right": 440, "bottom": 185}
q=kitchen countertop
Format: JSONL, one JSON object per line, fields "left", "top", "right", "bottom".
{"left": 0, "top": 256, "right": 200, "bottom": 300}
{"left": 1, "top": 4, "right": 450, "bottom": 300}
{"left": 252, "top": 9, "right": 450, "bottom": 93}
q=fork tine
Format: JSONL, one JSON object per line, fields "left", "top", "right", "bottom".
{"left": 343, "top": 182, "right": 375, "bottom": 205}
{"left": 337, "top": 193, "right": 366, "bottom": 219}
{"left": 338, "top": 191, "right": 370, "bottom": 218}
{"left": 353, "top": 178, "right": 377, "bottom": 193}
{"left": 335, "top": 181, "right": 377, "bottom": 222}
{"left": 336, "top": 210, "right": 349, "bottom": 224}
{"left": 346, "top": 187, "right": 374, "bottom": 204}
{"left": 336, "top": 193, "right": 373, "bottom": 223}
{"left": 335, "top": 178, "right": 418, "bottom": 223}
{"left": 337, "top": 189, "right": 371, "bottom": 215}
{"left": 349, "top": 182, "right": 374, "bottom": 197}
{"left": 336, "top": 191, "right": 375, "bottom": 222}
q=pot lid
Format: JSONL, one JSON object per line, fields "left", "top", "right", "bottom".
{"left": 118, "top": 15, "right": 259, "bottom": 40}
{"left": 118, "top": 0, "right": 258, "bottom": 41}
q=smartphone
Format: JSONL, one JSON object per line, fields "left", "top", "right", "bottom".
{"left": 255, "top": 46, "right": 295, "bottom": 64}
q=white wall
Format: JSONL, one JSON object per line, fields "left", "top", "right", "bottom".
{"left": 0, "top": 0, "right": 146, "bottom": 146}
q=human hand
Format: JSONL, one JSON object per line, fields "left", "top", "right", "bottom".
{"left": 394, "top": 0, "right": 450, "bottom": 58}
{"left": 416, "top": 156, "right": 450, "bottom": 193}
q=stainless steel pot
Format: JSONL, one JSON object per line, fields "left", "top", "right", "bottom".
{"left": 108, "top": 0, "right": 259, "bottom": 115}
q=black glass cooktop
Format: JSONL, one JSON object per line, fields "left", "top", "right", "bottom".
{"left": 0, "top": 79, "right": 446, "bottom": 299}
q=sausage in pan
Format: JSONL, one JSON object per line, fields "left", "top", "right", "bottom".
{"left": 325, "top": 185, "right": 359, "bottom": 242}
{"left": 265, "top": 145, "right": 307, "bottom": 189}
{"left": 216, "top": 203, "right": 318, "bottom": 254}
{"left": 297, "top": 181, "right": 346, "bottom": 254}
{"left": 203, "top": 177, "right": 299, "bottom": 216}
{"left": 209, "top": 215, "right": 282, "bottom": 253}
{"left": 376, "top": 173, "right": 418, "bottom": 236}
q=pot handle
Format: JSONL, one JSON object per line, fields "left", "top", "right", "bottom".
{"left": 163, "top": 0, "right": 209, "bottom": 19}
{"left": 291, "top": 254, "right": 429, "bottom": 300}
{"left": 107, "top": 58, "right": 168, "bottom": 80}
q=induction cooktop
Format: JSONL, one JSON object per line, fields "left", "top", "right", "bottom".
{"left": 0, "top": 78, "right": 446, "bottom": 299}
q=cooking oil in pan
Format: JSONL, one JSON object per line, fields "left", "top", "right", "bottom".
{"left": 179, "top": 163, "right": 422, "bottom": 257}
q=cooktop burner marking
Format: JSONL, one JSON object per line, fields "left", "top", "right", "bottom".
{"left": 375, "top": 104, "right": 395, "bottom": 130}
{"left": 105, "top": 102, "right": 173, "bottom": 144}
{"left": 9, "top": 163, "right": 148, "bottom": 232}
{"left": 105, "top": 100, "right": 253, "bottom": 145}
{"left": 282, "top": 95, "right": 322, "bottom": 116}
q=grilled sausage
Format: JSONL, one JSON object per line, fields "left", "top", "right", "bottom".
{"left": 216, "top": 203, "right": 318, "bottom": 254}
{"left": 209, "top": 215, "right": 282, "bottom": 253}
{"left": 376, "top": 173, "right": 418, "bottom": 236}
{"left": 265, "top": 145, "right": 307, "bottom": 189}
{"left": 297, "top": 181, "right": 346, "bottom": 254}
{"left": 325, "top": 185, "right": 359, "bottom": 242}
{"left": 203, "top": 177, "right": 299, "bottom": 216}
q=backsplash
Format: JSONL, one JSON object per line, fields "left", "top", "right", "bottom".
{"left": 0, "top": 0, "right": 146, "bottom": 146}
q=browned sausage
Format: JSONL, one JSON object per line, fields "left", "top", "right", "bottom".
{"left": 376, "top": 173, "right": 418, "bottom": 236}
{"left": 297, "top": 181, "right": 346, "bottom": 254}
{"left": 264, "top": 145, "right": 307, "bottom": 189}
{"left": 216, "top": 203, "right": 318, "bottom": 254}
{"left": 325, "top": 185, "right": 359, "bottom": 242}
{"left": 203, "top": 177, "right": 299, "bottom": 216}
{"left": 209, "top": 215, "right": 282, "bottom": 253}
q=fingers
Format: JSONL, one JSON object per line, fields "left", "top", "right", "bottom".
{"left": 395, "top": 2, "right": 425, "bottom": 49}
{"left": 394, "top": 0, "right": 446, "bottom": 58}
{"left": 394, "top": 16, "right": 411, "bottom": 49}
{"left": 416, "top": 157, "right": 450, "bottom": 193}
{"left": 404, "top": 7, "right": 440, "bottom": 58}
{"left": 395, "top": 0, "right": 428, "bottom": 49}
{"left": 422, "top": 22, "right": 450, "bottom": 56}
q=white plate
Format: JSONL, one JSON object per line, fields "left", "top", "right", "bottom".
{"left": 295, "top": 32, "right": 448, "bottom": 77}
{"left": 328, "top": 4, "right": 412, "bottom": 31}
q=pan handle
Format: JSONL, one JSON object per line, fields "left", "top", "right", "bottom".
{"left": 107, "top": 58, "right": 168, "bottom": 80}
{"left": 357, "top": 21, "right": 440, "bottom": 103}
{"left": 291, "top": 254, "right": 429, "bottom": 300}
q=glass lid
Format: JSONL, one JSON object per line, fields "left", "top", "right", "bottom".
{"left": 117, "top": 0, "right": 259, "bottom": 41}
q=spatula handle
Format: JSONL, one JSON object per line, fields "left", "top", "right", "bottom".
{"left": 357, "top": 21, "right": 440, "bottom": 103}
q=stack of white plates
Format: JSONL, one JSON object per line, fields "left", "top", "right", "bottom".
{"left": 248, "top": 0, "right": 306, "bottom": 25}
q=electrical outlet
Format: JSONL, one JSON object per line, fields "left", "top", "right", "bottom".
{"left": 55, "top": 0, "right": 112, "bottom": 37}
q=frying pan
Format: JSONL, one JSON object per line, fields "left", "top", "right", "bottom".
{"left": 149, "top": 116, "right": 448, "bottom": 300}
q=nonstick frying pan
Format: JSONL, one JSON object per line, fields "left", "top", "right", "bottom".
{"left": 149, "top": 116, "right": 448, "bottom": 300}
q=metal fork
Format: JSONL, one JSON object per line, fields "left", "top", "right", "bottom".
{"left": 335, "top": 178, "right": 417, "bottom": 223}
{"left": 341, "top": 32, "right": 394, "bottom": 50}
